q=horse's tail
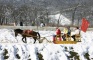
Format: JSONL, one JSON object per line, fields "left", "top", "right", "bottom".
{"left": 37, "top": 32, "right": 40, "bottom": 39}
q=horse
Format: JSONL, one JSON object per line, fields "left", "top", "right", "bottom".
{"left": 14, "top": 29, "right": 40, "bottom": 43}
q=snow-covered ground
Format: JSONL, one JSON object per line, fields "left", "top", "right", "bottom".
{"left": 0, "top": 29, "right": 93, "bottom": 60}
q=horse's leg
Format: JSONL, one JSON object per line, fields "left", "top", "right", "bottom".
{"left": 22, "top": 37, "right": 25, "bottom": 43}
{"left": 22, "top": 37, "right": 27, "bottom": 43}
{"left": 24, "top": 37, "right": 27, "bottom": 43}
{"left": 33, "top": 37, "right": 36, "bottom": 44}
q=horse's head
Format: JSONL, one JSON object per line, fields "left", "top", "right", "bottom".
{"left": 14, "top": 29, "right": 23, "bottom": 37}
{"left": 15, "top": 32, "right": 18, "bottom": 37}
{"left": 14, "top": 29, "right": 18, "bottom": 37}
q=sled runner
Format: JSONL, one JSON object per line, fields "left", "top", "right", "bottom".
{"left": 53, "top": 40, "right": 81, "bottom": 44}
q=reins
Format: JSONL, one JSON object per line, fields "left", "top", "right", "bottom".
{"left": 22, "top": 33, "right": 38, "bottom": 37}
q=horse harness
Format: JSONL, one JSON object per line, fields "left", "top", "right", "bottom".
{"left": 23, "top": 30, "right": 33, "bottom": 34}
{"left": 22, "top": 30, "right": 39, "bottom": 38}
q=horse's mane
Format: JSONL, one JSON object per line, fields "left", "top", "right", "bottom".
{"left": 14, "top": 29, "right": 23, "bottom": 33}
{"left": 14, "top": 28, "right": 23, "bottom": 31}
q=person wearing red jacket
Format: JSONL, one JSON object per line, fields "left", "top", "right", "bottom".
{"left": 53, "top": 27, "right": 61, "bottom": 43}
{"left": 56, "top": 27, "right": 61, "bottom": 35}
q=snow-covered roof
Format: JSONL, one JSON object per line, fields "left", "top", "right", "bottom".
{"left": 49, "top": 14, "right": 71, "bottom": 25}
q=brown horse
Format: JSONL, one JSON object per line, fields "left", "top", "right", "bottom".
{"left": 14, "top": 29, "right": 40, "bottom": 43}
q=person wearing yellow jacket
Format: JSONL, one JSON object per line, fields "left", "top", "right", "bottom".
{"left": 62, "top": 26, "right": 71, "bottom": 41}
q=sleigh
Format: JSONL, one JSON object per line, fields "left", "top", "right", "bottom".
{"left": 53, "top": 34, "right": 81, "bottom": 44}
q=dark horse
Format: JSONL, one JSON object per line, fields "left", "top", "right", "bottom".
{"left": 14, "top": 29, "right": 40, "bottom": 43}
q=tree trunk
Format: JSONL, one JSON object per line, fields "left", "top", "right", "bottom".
{"left": 57, "top": 14, "right": 61, "bottom": 27}
{"left": 72, "top": 8, "right": 77, "bottom": 26}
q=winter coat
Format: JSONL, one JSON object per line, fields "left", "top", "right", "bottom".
{"left": 71, "top": 29, "right": 80, "bottom": 36}
{"left": 56, "top": 28, "right": 61, "bottom": 35}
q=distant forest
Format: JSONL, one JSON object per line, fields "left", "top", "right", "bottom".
{"left": 0, "top": 0, "right": 93, "bottom": 27}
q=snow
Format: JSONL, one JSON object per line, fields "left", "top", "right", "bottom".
{"left": 0, "top": 29, "right": 93, "bottom": 60}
